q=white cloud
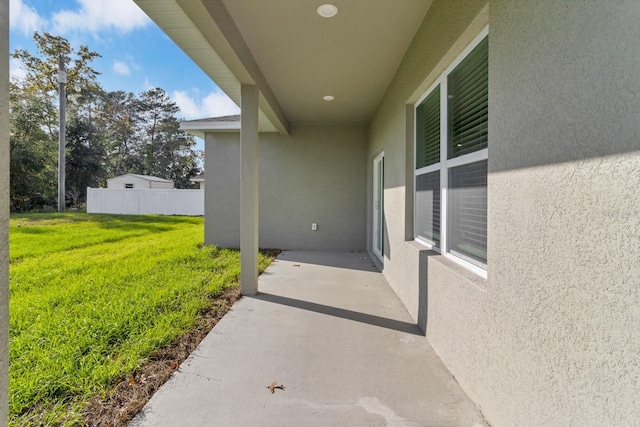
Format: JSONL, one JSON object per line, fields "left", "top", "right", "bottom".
{"left": 52, "top": 0, "right": 151, "bottom": 35}
{"left": 172, "top": 91, "right": 200, "bottom": 119}
{"left": 202, "top": 92, "right": 241, "bottom": 117}
{"left": 10, "top": 57, "right": 27, "bottom": 81}
{"left": 172, "top": 90, "right": 240, "bottom": 120}
{"left": 10, "top": 0, "right": 45, "bottom": 35}
{"left": 112, "top": 60, "right": 130, "bottom": 76}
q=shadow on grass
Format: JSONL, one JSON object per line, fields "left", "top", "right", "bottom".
{"left": 94, "top": 214, "right": 201, "bottom": 233}
{"left": 11, "top": 227, "right": 55, "bottom": 235}
{"left": 9, "top": 214, "right": 205, "bottom": 264}
{"left": 12, "top": 213, "right": 201, "bottom": 233}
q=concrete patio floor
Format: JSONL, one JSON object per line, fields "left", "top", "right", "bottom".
{"left": 130, "top": 251, "right": 487, "bottom": 426}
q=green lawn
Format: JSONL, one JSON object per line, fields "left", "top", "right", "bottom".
{"left": 9, "top": 213, "right": 273, "bottom": 425}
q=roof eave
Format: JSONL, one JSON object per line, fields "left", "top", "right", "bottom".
{"left": 135, "top": 0, "right": 289, "bottom": 135}
{"left": 180, "top": 115, "right": 242, "bottom": 137}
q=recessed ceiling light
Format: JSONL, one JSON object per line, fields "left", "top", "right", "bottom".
{"left": 317, "top": 4, "right": 338, "bottom": 18}
{"left": 323, "top": 95, "right": 335, "bottom": 101}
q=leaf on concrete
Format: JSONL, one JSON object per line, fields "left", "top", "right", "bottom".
{"left": 266, "top": 381, "right": 285, "bottom": 394}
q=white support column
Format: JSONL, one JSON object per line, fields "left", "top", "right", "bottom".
{"left": 240, "top": 85, "right": 259, "bottom": 295}
{"left": 0, "top": 0, "right": 10, "bottom": 423}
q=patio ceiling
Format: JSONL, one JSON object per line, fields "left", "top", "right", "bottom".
{"left": 135, "top": 0, "right": 432, "bottom": 133}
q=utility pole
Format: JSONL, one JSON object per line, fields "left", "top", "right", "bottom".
{"left": 57, "top": 56, "right": 67, "bottom": 212}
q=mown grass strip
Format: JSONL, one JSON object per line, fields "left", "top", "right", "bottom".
{"left": 9, "top": 213, "right": 273, "bottom": 425}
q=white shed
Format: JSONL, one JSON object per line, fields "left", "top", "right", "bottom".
{"left": 189, "top": 173, "right": 205, "bottom": 191}
{"left": 106, "top": 174, "right": 174, "bottom": 190}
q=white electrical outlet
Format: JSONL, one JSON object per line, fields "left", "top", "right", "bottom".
{"left": 312, "top": 223, "right": 317, "bottom": 231}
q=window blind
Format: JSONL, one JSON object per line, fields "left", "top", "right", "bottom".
{"left": 448, "top": 160, "right": 487, "bottom": 266}
{"left": 448, "top": 37, "right": 488, "bottom": 159}
{"left": 415, "top": 171, "right": 440, "bottom": 245}
{"left": 416, "top": 85, "right": 440, "bottom": 169}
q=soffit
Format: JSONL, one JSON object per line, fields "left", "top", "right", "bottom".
{"left": 135, "top": 0, "right": 279, "bottom": 132}
{"left": 136, "top": 0, "right": 432, "bottom": 128}
{"left": 222, "top": 0, "right": 431, "bottom": 124}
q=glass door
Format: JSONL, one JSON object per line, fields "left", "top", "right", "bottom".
{"left": 373, "top": 153, "right": 384, "bottom": 260}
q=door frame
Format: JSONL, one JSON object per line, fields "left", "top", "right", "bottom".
{"left": 372, "top": 152, "right": 385, "bottom": 261}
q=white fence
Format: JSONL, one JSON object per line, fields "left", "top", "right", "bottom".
{"left": 87, "top": 188, "right": 204, "bottom": 216}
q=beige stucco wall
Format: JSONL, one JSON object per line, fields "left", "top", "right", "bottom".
{"left": 368, "top": 0, "right": 640, "bottom": 425}
{"left": 0, "top": 0, "right": 9, "bottom": 422}
{"left": 205, "top": 124, "right": 367, "bottom": 250}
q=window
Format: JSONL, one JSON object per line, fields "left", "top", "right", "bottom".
{"left": 414, "top": 29, "right": 488, "bottom": 276}
{"left": 125, "top": 183, "right": 134, "bottom": 189}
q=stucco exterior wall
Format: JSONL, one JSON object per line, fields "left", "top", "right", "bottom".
{"left": 482, "top": 2, "right": 640, "bottom": 424}
{"left": 367, "top": 0, "right": 489, "bottom": 326}
{"left": 205, "top": 124, "right": 366, "bottom": 250}
{"left": 0, "top": 0, "right": 9, "bottom": 421}
{"left": 368, "top": 0, "right": 640, "bottom": 425}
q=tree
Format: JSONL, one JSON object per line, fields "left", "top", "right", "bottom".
{"left": 9, "top": 33, "right": 203, "bottom": 210}
{"left": 12, "top": 32, "right": 101, "bottom": 112}
{"left": 152, "top": 116, "right": 202, "bottom": 188}
{"left": 65, "top": 116, "right": 108, "bottom": 207}
{"left": 9, "top": 80, "right": 58, "bottom": 211}
{"left": 134, "top": 88, "right": 202, "bottom": 187}
{"left": 10, "top": 32, "right": 104, "bottom": 211}
{"left": 101, "top": 91, "right": 143, "bottom": 176}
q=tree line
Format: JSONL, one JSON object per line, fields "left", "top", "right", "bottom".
{"left": 9, "top": 32, "right": 202, "bottom": 212}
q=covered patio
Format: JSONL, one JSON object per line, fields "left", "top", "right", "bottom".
{"left": 130, "top": 251, "right": 486, "bottom": 426}
{"left": 123, "top": 1, "right": 640, "bottom": 425}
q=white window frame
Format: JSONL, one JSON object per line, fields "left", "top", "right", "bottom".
{"left": 414, "top": 26, "right": 489, "bottom": 279}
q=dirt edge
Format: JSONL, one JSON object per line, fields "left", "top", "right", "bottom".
{"left": 82, "top": 248, "right": 281, "bottom": 426}
{"left": 82, "top": 286, "right": 240, "bottom": 426}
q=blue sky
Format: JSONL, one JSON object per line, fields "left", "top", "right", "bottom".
{"left": 9, "top": 0, "right": 240, "bottom": 126}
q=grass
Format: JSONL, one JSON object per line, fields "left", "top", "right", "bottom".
{"left": 9, "top": 213, "right": 274, "bottom": 425}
